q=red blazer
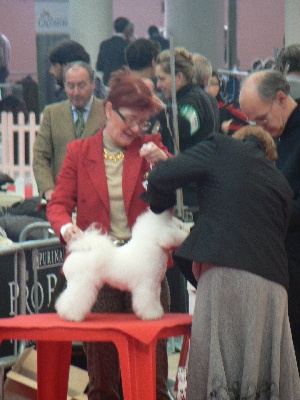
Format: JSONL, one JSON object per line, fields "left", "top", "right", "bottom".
{"left": 47, "top": 128, "right": 171, "bottom": 240}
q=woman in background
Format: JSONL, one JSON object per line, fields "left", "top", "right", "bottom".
{"left": 208, "top": 70, "right": 248, "bottom": 135}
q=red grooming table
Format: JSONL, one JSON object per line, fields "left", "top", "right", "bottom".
{"left": 0, "top": 313, "right": 192, "bottom": 399}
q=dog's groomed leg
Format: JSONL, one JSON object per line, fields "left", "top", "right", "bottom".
{"left": 131, "top": 283, "right": 164, "bottom": 320}
{"left": 55, "top": 278, "right": 102, "bottom": 322}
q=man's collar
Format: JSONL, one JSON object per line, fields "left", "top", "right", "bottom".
{"left": 114, "top": 32, "right": 126, "bottom": 40}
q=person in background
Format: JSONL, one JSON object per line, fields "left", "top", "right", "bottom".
{"left": 125, "top": 22, "right": 137, "bottom": 44}
{"left": 96, "top": 17, "right": 131, "bottom": 86}
{"left": 125, "top": 38, "right": 159, "bottom": 81}
{"left": 125, "top": 37, "right": 163, "bottom": 134}
{"left": 278, "top": 43, "right": 300, "bottom": 101}
{"left": 0, "top": 85, "right": 28, "bottom": 123}
{"left": 250, "top": 58, "right": 264, "bottom": 72}
{"left": 192, "top": 53, "right": 212, "bottom": 89}
{"left": 146, "top": 125, "right": 300, "bottom": 399}
{"left": 148, "top": 25, "right": 170, "bottom": 51}
{"left": 155, "top": 47, "right": 219, "bottom": 208}
{"left": 47, "top": 70, "right": 172, "bottom": 400}
{"left": 239, "top": 69, "right": 300, "bottom": 374}
{"left": 156, "top": 48, "right": 219, "bottom": 152}
{"left": 33, "top": 61, "right": 106, "bottom": 202}
{"left": 208, "top": 70, "right": 248, "bottom": 135}
{"left": 48, "top": 39, "right": 106, "bottom": 103}
{"left": 262, "top": 57, "right": 275, "bottom": 70}
{"left": 192, "top": 53, "right": 220, "bottom": 131}
{"left": 155, "top": 47, "right": 220, "bottom": 317}
{"left": 0, "top": 32, "right": 10, "bottom": 83}
{"left": 125, "top": 38, "right": 188, "bottom": 317}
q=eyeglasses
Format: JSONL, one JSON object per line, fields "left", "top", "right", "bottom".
{"left": 115, "top": 109, "right": 152, "bottom": 132}
{"left": 248, "top": 101, "right": 274, "bottom": 126}
{"left": 208, "top": 81, "right": 220, "bottom": 87}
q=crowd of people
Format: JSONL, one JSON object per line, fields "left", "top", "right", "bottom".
{"left": 1, "top": 15, "right": 300, "bottom": 400}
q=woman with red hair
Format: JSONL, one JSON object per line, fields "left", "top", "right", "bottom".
{"left": 47, "top": 70, "right": 172, "bottom": 400}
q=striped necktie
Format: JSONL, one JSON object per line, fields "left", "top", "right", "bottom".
{"left": 75, "top": 109, "right": 85, "bottom": 138}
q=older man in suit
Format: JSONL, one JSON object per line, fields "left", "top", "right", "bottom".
{"left": 33, "top": 61, "right": 106, "bottom": 201}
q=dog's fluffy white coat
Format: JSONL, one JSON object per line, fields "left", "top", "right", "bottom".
{"left": 55, "top": 209, "right": 188, "bottom": 321}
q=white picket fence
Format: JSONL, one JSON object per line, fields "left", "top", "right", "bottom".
{"left": 0, "top": 111, "right": 41, "bottom": 198}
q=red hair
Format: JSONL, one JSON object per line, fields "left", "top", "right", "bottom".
{"left": 106, "top": 69, "right": 162, "bottom": 115}
{"left": 232, "top": 126, "right": 278, "bottom": 162}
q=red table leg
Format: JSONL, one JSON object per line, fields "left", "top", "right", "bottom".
{"left": 37, "top": 341, "right": 72, "bottom": 400}
{"left": 123, "top": 338, "right": 157, "bottom": 399}
{"left": 114, "top": 335, "right": 156, "bottom": 400}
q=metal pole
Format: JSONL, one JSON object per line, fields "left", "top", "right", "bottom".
{"left": 169, "top": 35, "right": 184, "bottom": 219}
{"left": 169, "top": 35, "right": 179, "bottom": 156}
{"left": 228, "top": 0, "right": 238, "bottom": 70}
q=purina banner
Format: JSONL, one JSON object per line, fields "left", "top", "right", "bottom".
{"left": 35, "top": 0, "right": 70, "bottom": 34}
{"left": 0, "top": 245, "right": 65, "bottom": 358}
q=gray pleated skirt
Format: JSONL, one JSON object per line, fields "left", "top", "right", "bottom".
{"left": 186, "top": 267, "right": 300, "bottom": 400}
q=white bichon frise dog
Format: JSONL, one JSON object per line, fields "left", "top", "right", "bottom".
{"left": 55, "top": 209, "right": 188, "bottom": 322}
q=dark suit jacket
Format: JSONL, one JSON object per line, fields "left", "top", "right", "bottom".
{"left": 96, "top": 36, "right": 128, "bottom": 85}
{"left": 147, "top": 134, "right": 293, "bottom": 290}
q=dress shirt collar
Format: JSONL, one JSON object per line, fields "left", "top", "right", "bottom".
{"left": 71, "top": 95, "right": 94, "bottom": 123}
{"left": 114, "top": 32, "right": 127, "bottom": 40}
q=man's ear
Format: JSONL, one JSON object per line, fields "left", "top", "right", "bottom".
{"left": 276, "top": 91, "right": 287, "bottom": 107}
{"left": 176, "top": 71, "right": 184, "bottom": 82}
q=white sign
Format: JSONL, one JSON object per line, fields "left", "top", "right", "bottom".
{"left": 35, "top": 1, "right": 70, "bottom": 34}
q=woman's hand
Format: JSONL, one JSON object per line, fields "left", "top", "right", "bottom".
{"left": 221, "top": 119, "right": 233, "bottom": 134}
{"left": 44, "top": 188, "right": 54, "bottom": 202}
{"left": 139, "top": 142, "right": 168, "bottom": 165}
{"left": 61, "top": 223, "right": 83, "bottom": 243}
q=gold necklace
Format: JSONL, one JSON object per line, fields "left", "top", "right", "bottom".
{"left": 103, "top": 148, "right": 124, "bottom": 162}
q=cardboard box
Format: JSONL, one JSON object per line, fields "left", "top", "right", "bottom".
{"left": 4, "top": 347, "right": 89, "bottom": 400}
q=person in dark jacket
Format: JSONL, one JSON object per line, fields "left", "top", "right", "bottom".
{"left": 49, "top": 40, "right": 106, "bottom": 103}
{"left": 155, "top": 47, "right": 219, "bottom": 208}
{"left": 155, "top": 47, "right": 220, "bottom": 315}
{"left": 239, "top": 69, "right": 300, "bottom": 374}
{"left": 278, "top": 43, "right": 300, "bottom": 101}
{"left": 96, "top": 17, "right": 131, "bottom": 86}
{"left": 146, "top": 125, "right": 299, "bottom": 399}
{"left": 148, "top": 25, "right": 170, "bottom": 51}
{"left": 192, "top": 54, "right": 221, "bottom": 132}
{"left": 208, "top": 70, "right": 248, "bottom": 135}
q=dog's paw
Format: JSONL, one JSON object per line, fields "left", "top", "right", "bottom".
{"left": 55, "top": 295, "right": 86, "bottom": 322}
{"left": 135, "top": 303, "right": 164, "bottom": 320}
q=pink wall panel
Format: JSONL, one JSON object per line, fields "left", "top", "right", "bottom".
{"left": 0, "top": 0, "right": 286, "bottom": 82}
{"left": 113, "top": 0, "right": 164, "bottom": 39}
{"left": 1, "top": 0, "right": 37, "bottom": 82}
{"left": 237, "top": 0, "right": 285, "bottom": 71}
